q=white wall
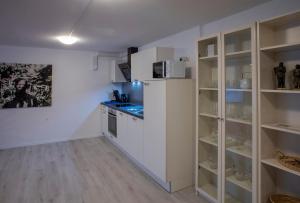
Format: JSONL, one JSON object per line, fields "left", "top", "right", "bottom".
{"left": 141, "top": 0, "right": 300, "bottom": 79}
{"left": 0, "top": 45, "right": 119, "bottom": 149}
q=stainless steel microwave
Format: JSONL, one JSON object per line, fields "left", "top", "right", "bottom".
{"left": 153, "top": 60, "right": 185, "bottom": 79}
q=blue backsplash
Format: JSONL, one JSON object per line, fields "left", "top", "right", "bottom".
{"left": 122, "top": 82, "right": 143, "bottom": 105}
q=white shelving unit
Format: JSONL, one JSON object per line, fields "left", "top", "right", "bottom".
{"left": 196, "top": 34, "right": 222, "bottom": 203}
{"left": 196, "top": 24, "right": 257, "bottom": 203}
{"left": 258, "top": 11, "right": 300, "bottom": 203}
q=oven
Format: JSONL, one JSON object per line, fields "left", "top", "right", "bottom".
{"left": 108, "top": 108, "right": 117, "bottom": 137}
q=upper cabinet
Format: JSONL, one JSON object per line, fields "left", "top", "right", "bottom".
{"left": 131, "top": 47, "right": 174, "bottom": 81}
{"left": 110, "top": 59, "right": 127, "bottom": 83}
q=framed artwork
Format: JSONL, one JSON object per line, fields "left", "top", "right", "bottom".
{"left": 0, "top": 63, "right": 52, "bottom": 109}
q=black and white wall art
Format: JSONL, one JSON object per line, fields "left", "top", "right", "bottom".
{"left": 0, "top": 63, "right": 52, "bottom": 109}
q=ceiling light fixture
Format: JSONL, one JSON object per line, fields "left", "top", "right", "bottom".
{"left": 56, "top": 0, "right": 93, "bottom": 45}
{"left": 57, "top": 35, "right": 79, "bottom": 45}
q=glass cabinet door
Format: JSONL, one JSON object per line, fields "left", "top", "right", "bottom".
{"left": 196, "top": 35, "right": 222, "bottom": 203}
{"left": 222, "top": 25, "right": 256, "bottom": 203}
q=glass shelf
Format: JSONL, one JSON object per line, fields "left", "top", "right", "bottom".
{"left": 226, "top": 175, "right": 252, "bottom": 192}
{"left": 199, "top": 136, "right": 218, "bottom": 147}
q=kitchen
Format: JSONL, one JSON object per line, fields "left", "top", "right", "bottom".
{"left": 100, "top": 47, "right": 194, "bottom": 192}
{"left": 0, "top": 1, "right": 300, "bottom": 203}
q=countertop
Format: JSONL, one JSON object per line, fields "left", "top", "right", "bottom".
{"left": 101, "top": 101, "right": 144, "bottom": 119}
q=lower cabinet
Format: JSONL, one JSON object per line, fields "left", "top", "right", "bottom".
{"left": 127, "top": 115, "right": 144, "bottom": 164}
{"left": 116, "top": 111, "right": 128, "bottom": 147}
{"left": 100, "top": 105, "right": 108, "bottom": 137}
{"left": 116, "top": 110, "right": 144, "bottom": 164}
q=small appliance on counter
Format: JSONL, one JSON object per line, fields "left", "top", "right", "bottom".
{"left": 111, "top": 90, "right": 129, "bottom": 103}
{"left": 153, "top": 60, "right": 186, "bottom": 79}
{"left": 112, "top": 90, "right": 121, "bottom": 102}
{"left": 120, "top": 94, "right": 129, "bottom": 103}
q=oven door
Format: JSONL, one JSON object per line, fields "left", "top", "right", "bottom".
{"left": 153, "top": 61, "right": 166, "bottom": 78}
{"left": 108, "top": 112, "right": 117, "bottom": 137}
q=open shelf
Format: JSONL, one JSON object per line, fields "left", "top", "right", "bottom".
{"left": 260, "top": 93, "right": 300, "bottom": 128}
{"left": 199, "top": 136, "right": 218, "bottom": 147}
{"left": 226, "top": 146, "right": 252, "bottom": 159}
{"left": 261, "top": 89, "right": 300, "bottom": 94}
{"left": 260, "top": 42, "right": 300, "bottom": 53}
{"left": 260, "top": 162, "right": 300, "bottom": 203}
{"left": 261, "top": 158, "right": 300, "bottom": 177}
{"left": 226, "top": 175, "right": 252, "bottom": 193}
{"left": 261, "top": 123, "right": 300, "bottom": 135}
{"left": 199, "top": 161, "right": 218, "bottom": 175}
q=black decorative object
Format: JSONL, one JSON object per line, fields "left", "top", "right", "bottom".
{"left": 0, "top": 63, "right": 52, "bottom": 109}
{"left": 293, "top": 64, "right": 300, "bottom": 90}
{"left": 274, "top": 62, "right": 286, "bottom": 89}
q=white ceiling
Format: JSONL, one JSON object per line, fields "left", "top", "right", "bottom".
{"left": 0, "top": 0, "right": 270, "bottom": 52}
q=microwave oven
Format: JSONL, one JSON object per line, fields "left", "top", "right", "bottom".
{"left": 153, "top": 60, "right": 185, "bottom": 79}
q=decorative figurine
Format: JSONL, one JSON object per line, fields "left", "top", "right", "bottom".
{"left": 293, "top": 64, "right": 300, "bottom": 90}
{"left": 274, "top": 62, "right": 286, "bottom": 89}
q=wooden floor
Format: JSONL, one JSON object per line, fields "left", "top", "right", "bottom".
{"left": 0, "top": 137, "right": 207, "bottom": 203}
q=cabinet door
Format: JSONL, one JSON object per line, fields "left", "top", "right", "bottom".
{"left": 117, "top": 111, "right": 128, "bottom": 149}
{"left": 111, "top": 60, "right": 126, "bottom": 83}
{"left": 127, "top": 116, "right": 144, "bottom": 164}
{"left": 131, "top": 53, "right": 142, "bottom": 81}
{"left": 131, "top": 49, "right": 156, "bottom": 81}
{"left": 222, "top": 25, "right": 256, "bottom": 203}
{"left": 101, "top": 106, "right": 108, "bottom": 137}
{"left": 197, "top": 34, "right": 222, "bottom": 202}
{"left": 143, "top": 80, "right": 167, "bottom": 181}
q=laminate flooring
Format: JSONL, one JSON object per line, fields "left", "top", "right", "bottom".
{"left": 0, "top": 137, "right": 208, "bottom": 203}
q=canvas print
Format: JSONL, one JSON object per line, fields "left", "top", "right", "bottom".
{"left": 0, "top": 63, "right": 52, "bottom": 109}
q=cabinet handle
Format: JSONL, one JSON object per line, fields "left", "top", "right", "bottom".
{"left": 217, "top": 117, "right": 225, "bottom": 121}
{"left": 119, "top": 112, "right": 123, "bottom": 116}
{"left": 132, "top": 117, "right": 137, "bottom": 121}
{"left": 144, "top": 82, "right": 149, "bottom": 86}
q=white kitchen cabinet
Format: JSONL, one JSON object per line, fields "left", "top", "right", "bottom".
{"left": 143, "top": 80, "right": 167, "bottom": 181}
{"left": 143, "top": 79, "right": 194, "bottom": 192}
{"left": 131, "top": 47, "right": 174, "bottom": 81}
{"left": 100, "top": 105, "right": 108, "bottom": 137}
{"left": 116, "top": 111, "right": 128, "bottom": 148}
{"left": 110, "top": 59, "right": 127, "bottom": 83}
{"left": 127, "top": 115, "right": 144, "bottom": 164}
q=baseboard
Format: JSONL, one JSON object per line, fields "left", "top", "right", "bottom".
{"left": 0, "top": 134, "right": 102, "bottom": 150}
{"left": 103, "top": 135, "right": 172, "bottom": 192}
